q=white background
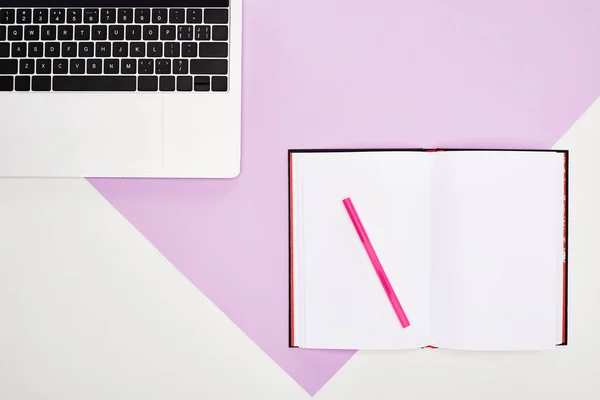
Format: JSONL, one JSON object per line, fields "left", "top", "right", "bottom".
{"left": 1, "top": 97, "right": 600, "bottom": 399}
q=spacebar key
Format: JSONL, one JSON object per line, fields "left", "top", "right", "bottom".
{"left": 53, "top": 76, "right": 137, "bottom": 91}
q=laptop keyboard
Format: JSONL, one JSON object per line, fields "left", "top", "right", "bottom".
{"left": 0, "top": 3, "right": 229, "bottom": 92}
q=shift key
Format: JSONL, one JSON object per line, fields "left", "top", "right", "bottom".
{"left": 0, "top": 59, "right": 18, "bottom": 74}
{"left": 190, "top": 59, "right": 227, "bottom": 75}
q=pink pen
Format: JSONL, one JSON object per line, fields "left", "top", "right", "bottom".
{"left": 342, "top": 197, "right": 410, "bottom": 328}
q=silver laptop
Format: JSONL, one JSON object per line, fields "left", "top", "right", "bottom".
{"left": 0, "top": 0, "right": 241, "bottom": 178}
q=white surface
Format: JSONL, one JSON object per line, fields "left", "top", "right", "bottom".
{"left": 431, "top": 151, "right": 564, "bottom": 350}
{"left": 291, "top": 152, "right": 432, "bottom": 349}
{"left": 1, "top": 98, "right": 600, "bottom": 398}
{"left": 0, "top": 1, "right": 242, "bottom": 179}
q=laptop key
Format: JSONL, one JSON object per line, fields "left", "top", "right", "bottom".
{"left": 0, "top": 43, "right": 9, "bottom": 58}
{"left": 130, "top": 42, "right": 145, "bottom": 57}
{"left": 53, "top": 76, "right": 136, "bottom": 91}
{"left": 28, "top": 42, "right": 44, "bottom": 57}
{"left": 194, "top": 76, "right": 210, "bottom": 91}
{"left": 53, "top": 59, "right": 68, "bottom": 74}
{"left": 70, "top": 59, "right": 85, "bottom": 74}
{"left": 0, "top": 59, "right": 18, "bottom": 74}
{"left": 19, "top": 58, "right": 34, "bottom": 74}
{"left": 135, "top": 8, "right": 150, "bottom": 23}
{"left": 126, "top": 25, "right": 141, "bottom": 40}
{"left": 164, "top": 42, "right": 180, "bottom": 57}
{"left": 177, "top": 76, "right": 192, "bottom": 91}
{"left": 1, "top": 9, "right": 15, "bottom": 24}
{"left": 143, "top": 25, "right": 159, "bottom": 40}
{"left": 212, "top": 76, "right": 228, "bottom": 92}
{"left": 195, "top": 26, "right": 210, "bottom": 41}
{"left": 58, "top": 25, "right": 73, "bottom": 40}
{"left": 78, "top": 42, "right": 94, "bottom": 58}
{"left": 152, "top": 9, "right": 168, "bottom": 24}
{"left": 101, "top": 9, "right": 116, "bottom": 23}
{"left": 173, "top": 59, "right": 188, "bottom": 74}
{"left": 169, "top": 9, "right": 185, "bottom": 23}
{"left": 155, "top": 59, "right": 170, "bottom": 74}
{"left": 118, "top": 9, "right": 133, "bottom": 24}
{"left": 204, "top": 9, "right": 228, "bottom": 24}
{"left": 8, "top": 26, "right": 23, "bottom": 40}
{"left": 33, "top": 9, "right": 48, "bottom": 24}
{"left": 87, "top": 59, "right": 102, "bottom": 74}
{"left": 92, "top": 25, "right": 107, "bottom": 40}
{"left": 147, "top": 42, "right": 162, "bottom": 57}
{"left": 186, "top": 9, "right": 202, "bottom": 23}
{"left": 198, "top": 42, "right": 227, "bottom": 58}
{"left": 190, "top": 59, "right": 227, "bottom": 75}
{"left": 121, "top": 59, "right": 136, "bottom": 74}
{"left": 41, "top": 25, "right": 56, "bottom": 40}
{"left": 138, "top": 59, "right": 154, "bottom": 74}
{"left": 212, "top": 25, "right": 228, "bottom": 41}
{"left": 182, "top": 42, "right": 197, "bottom": 57}
{"left": 96, "top": 42, "right": 111, "bottom": 57}
{"left": 159, "top": 75, "right": 175, "bottom": 91}
{"left": 36, "top": 59, "right": 51, "bottom": 74}
{"left": 84, "top": 9, "right": 99, "bottom": 24}
{"left": 109, "top": 25, "right": 124, "bottom": 40}
{"left": 45, "top": 42, "right": 60, "bottom": 57}
{"left": 178, "top": 25, "right": 193, "bottom": 41}
{"left": 138, "top": 76, "right": 158, "bottom": 91}
{"left": 62, "top": 42, "right": 77, "bottom": 57}
{"left": 67, "top": 9, "right": 82, "bottom": 24}
{"left": 103, "top": 59, "right": 119, "bottom": 74}
{"left": 32, "top": 76, "right": 51, "bottom": 91}
{"left": 0, "top": 76, "right": 13, "bottom": 91}
{"left": 15, "top": 76, "right": 30, "bottom": 91}
{"left": 50, "top": 9, "right": 65, "bottom": 23}
{"left": 75, "top": 25, "right": 90, "bottom": 40}
{"left": 12, "top": 42, "right": 27, "bottom": 58}
{"left": 112, "top": 42, "right": 128, "bottom": 57}
{"left": 0, "top": 26, "right": 5, "bottom": 41}
{"left": 17, "top": 9, "right": 32, "bottom": 24}
{"left": 160, "top": 25, "right": 176, "bottom": 40}
{"left": 24, "top": 25, "right": 39, "bottom": 40}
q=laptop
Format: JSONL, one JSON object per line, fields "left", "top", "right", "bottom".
{"left": 0, "top": 0, "right": 241, "bottom": 178}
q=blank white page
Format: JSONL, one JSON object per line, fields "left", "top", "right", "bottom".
{"left": 291, "top": 152, "right": 432, "bottom": 349}
{"left": 431, "top": 151, "right": 564, "bottom": 350}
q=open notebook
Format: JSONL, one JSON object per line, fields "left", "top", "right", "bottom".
{"left": 289, "top": 149, "right": 568, "bottom": 351}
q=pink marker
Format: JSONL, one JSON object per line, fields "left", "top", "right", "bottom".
{"left": 342, "top": 197, "right": 410, "bottom": 328}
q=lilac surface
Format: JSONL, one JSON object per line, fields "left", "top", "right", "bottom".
{"left": 89, "top": 1, "right": 600, "bottom": 395}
